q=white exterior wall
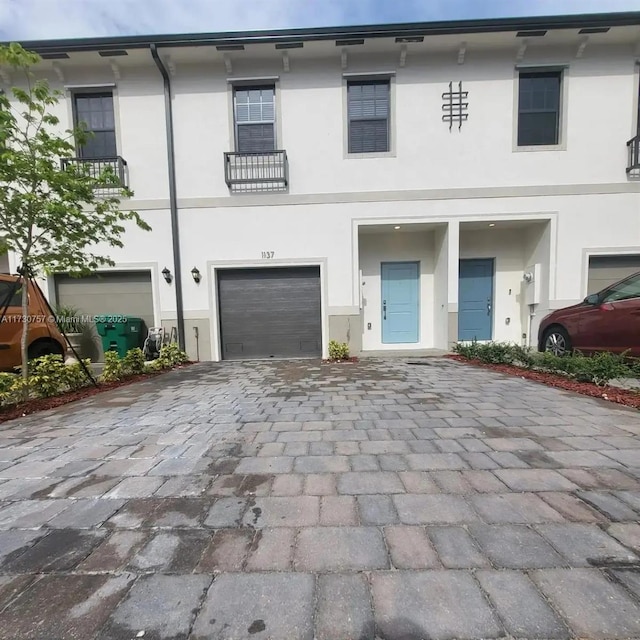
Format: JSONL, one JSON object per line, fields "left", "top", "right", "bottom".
{"left": 459, "top": 228, "right": 528, "bottom": 345}
{"left": 359, "top": 231, "right": 436, "bottom": 351}
{"left": 26, "top": 45, "right": 637, "bottom": 203}
{"left": 3, "top": 32, "right": 639, "bottom": 359}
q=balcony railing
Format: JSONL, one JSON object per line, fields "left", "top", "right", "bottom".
{"left": 61, "top": 156, "right": 128, "bottom": 188}
{"left": 224, "top": 151, "right": 288, "bottom": 193}
{"left": 627, "top": 135, "right": 640, "bottom": 174}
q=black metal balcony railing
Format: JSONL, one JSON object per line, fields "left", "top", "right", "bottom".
{"left": 61, "top": 156, "right": 128, "bottom": 188}
{"left": 627, "top": 135, "right": 640, "bottom": 174}
{"left": 224, "top": 151, "right": 288, "bottom": 193}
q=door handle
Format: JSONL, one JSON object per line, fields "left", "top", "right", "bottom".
{"left": 487, "top": 298, "right": 492, "bottom": 315}
{"left": 383, "top": 300, "right": 387, "bottom": 320}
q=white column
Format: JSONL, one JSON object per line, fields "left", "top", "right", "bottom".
{"left": 447, "top": 219, "right": 460, "bottom": 311}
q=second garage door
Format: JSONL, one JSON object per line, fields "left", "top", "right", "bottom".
{"left": 218, "top": 266, "right": 322, "bottom": 359}
{"left": 54, "top": 271, "right": 155, "bottom": 330}
{"left": 588, "top": 255, "right": 640, "bottom": 295}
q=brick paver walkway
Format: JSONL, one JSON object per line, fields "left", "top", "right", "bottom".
{"left": 0, "top": 358, "right": 639, "bottom": 639}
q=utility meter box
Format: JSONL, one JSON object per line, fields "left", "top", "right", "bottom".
{"left": 524, "top": 263, "right": 542, "bottom": 306}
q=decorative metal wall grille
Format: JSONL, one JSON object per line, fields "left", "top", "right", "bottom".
{"left": 442, "top": 81, "right": 469, "bottom": 131}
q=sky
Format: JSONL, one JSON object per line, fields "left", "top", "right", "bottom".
{"left": 1, "top": 0, "right": 640, "bottom": 41}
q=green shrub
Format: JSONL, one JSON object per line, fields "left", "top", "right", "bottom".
{"left": 122, "top": 347, "right": 145, "bottom": 376}
{"left": 453, "top": 341, "right": 531, "bottom": 366}
{"left": 0, "top": 372, "right": 17, "bottom": 394}
{"left": 145, "top": 358, "right": 164, "bottom": 372}
{"left": 452, "top": 340, "right": 481, "bottom": 360}
{"left": 629, "top": 357, "right": 640, "bottom": 379}
{"left": 328, "top": 340, "right": 350, "bottom": 361}
{"left": 100, "top": 350, "right": 122, "bottom": 383}
{"left": 25, "top": 354, "right": 69, "bottom": 397}
{"left": 63, "top": 359, "right": 93, "bottom": 390}
{"left": 0, "top": 355, "right": 94, "bottom": 406}
{"left": 478, "top": 342, "right": 513, "bottom": 364}
{"left": 156, "top": 343, "right": 189, "bottom": 368}
{"left": 2, "top": 377, "right": 30, "bottom": 405}
{"left": 585, "top": 351, "right": 631, "bottom": 387}
{"left": 455, "top": 340, "right": 635, "bottom": 387}
{"left": 510, "top": 344, "right": 536, "bottom": 368}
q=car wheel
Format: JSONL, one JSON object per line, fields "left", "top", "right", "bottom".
{"left": 543, "top": 327, "right": 571, "bottom": 356}
{"left": 28, "top": 340, "right": 64, "bottom": 360}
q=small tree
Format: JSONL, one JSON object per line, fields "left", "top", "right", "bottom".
{"left": 0, "top": 43, "right": 151, "bottom": 384}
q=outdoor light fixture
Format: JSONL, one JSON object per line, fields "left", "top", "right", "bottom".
{"left": 191, "top": 267, "right": 201, "bottom": 284}
{"left": 162, "top": 267, "right": 173, "bottom": 284}
{"left": 489, "top": 223, "right": 496, "bottom": 227}
{"left": 394, "top": 226, "right": 401, "bottom": 230}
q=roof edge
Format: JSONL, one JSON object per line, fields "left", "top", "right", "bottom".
{"left": 9, "top": 11, "right": 640, "bottom": 53}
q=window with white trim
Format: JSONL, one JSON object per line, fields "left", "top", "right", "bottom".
{"left": 233, "top": 86, "right": 276, "bottom": 153}
{"left": 73, "top": 92, "right": 117, "bottom": 158}
{"left": 347, "top": 80, "right": 390, "bottom": 153}
{"left": 517, "top": 71, "right": 561, "bottom": 146}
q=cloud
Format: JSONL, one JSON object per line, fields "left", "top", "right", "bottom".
{"left": 1, "top": 0, "right": 639, "bottom": 41}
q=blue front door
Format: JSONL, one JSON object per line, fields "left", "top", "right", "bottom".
{"left": 458, "top": 258, "right": 494, "bottom": 341}
{"left": 381, "top": 262, "right": 419, "bottom": 344}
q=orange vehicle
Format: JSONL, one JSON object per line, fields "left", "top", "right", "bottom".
{"left": 0, "top": 274, "right": 67, "bottom": 371}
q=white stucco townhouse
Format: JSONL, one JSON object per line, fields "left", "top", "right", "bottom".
{"left": 2, "top": 11, "right": 640, "bottom": 361}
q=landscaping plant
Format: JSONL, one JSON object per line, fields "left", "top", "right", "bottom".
{"left": 100, "top": 350, "right": 123, "bottom": 383}
{"left": 328, "top": 340, "right": 350, "bottom": 361}
{"left": 54, "top": 304, "right": 84, "bottom": 334}
{"left": 0, "top": 354, "right": 92, "bottom": 406}
{"left": 0, "top": 43, "right": 150, "bottom": 391}
{"left": 453, "top": 341, "right": 637, "bottom": 387}
{"left": 156, "top": 342, "right": 189, "bottom": 368}
{"left": 121, "top": 347, "right": 146, "bottom": 376}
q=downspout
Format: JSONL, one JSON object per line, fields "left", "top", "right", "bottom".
{"left": 150, "top": 43, "right": 185, "bottom": 350}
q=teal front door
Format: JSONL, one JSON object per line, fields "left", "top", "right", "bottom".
{"left": 381, "top": 262, "right": 419, "bottom": 344}
{"left": 458, "top": 258, "right": 494, "bottom": 341}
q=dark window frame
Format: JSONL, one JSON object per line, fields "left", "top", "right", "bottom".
{"left": 233, "top": 84, "right": 277, "bottom": 154}
{"left": 517, "top": 70, "right": 563, "bottom": 147}
{"left": 72, "top": 90, "right": 117, "bottom": 159}
{"left": 347, "top": 78, "right": 391, "bottom": 154}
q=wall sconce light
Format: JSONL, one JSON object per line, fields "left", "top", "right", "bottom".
{"left": 162, "top": 267, "right": 173, "bottom": 284}
{"left": 191, "top": 267, "right": 201, "bottom": 284}
{"left": 523, "top": 272, "right": 533, "bottom": 283}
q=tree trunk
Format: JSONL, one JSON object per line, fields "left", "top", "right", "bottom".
{"left": 20, "top": 274, "right": 29, "bottom": 397}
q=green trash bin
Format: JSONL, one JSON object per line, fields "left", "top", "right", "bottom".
{"left": 95, "top": 316, "right": 144, "bottom": 358}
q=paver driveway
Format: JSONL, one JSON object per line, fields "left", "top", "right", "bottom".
{"left": 0, "top": 358, "right": 640, "bottom": 640}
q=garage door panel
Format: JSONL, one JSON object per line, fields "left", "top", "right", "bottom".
{"left": 218, "top": 267, "right": 321, "bottom": 360}
{"left": 54, "top": 271, "right": 154, "bottom": 330}
{"left": 588, "top": 256, "right": 640, "bottom": 295}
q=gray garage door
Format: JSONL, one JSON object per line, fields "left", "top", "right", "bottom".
{"left": 218, "top": 267, "right": 322, "bottom": 360}
{"left": 587, "top": 255, "right": 640, "bottom": 295}
{"left": 54, "top": 271, "right": 155, "bottom": 330}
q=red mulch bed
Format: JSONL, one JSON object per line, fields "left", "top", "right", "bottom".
{"left": 447, "top": 354, "right": 640, "bottom": 410}
{"left": 0, "top": 363, "right": 194, "bottom": 423}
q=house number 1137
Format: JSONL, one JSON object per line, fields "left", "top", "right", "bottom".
{"left": 261, "top": 251, "right": 275, "bottom": 259}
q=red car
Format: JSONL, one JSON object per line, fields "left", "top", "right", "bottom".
{"left": 538, "top": 271, "right": 640, "bottom": 357}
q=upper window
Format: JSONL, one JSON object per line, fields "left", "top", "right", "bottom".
{"left": 73, "top": 92, "right": 117, "bottom": 159}
{"left": 234, "top": 86, "right": 276, "bottom": 153}
{"left": 601, "top": 274, "right": 640, "bottom": 303}
{"left": 517, "top": 71, "right": 561, "bottom": 147}
{"left": 347, "top": 80, "right": 390, "bottom": 154}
